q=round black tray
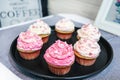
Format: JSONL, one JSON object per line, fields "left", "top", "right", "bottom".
{"left": 10, "top": 27, "right": 113, "bottom": 80}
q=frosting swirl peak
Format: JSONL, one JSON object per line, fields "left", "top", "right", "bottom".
{"left": 44, "top": 40, "right": 75, "bottom": 66}
{"left": 77, "top": 24, "right": 101, "bottom": 41}
{"left": 17, "top": 31, "right": 43, "bottom": 51}
{"left": 74, "top": 38, "right": 101, "bottom": 58}
{"left": 55, "top": 18, "right": 75, "bottom": 32}
{"left": 28, "top": 19, "right": 51, "bottom": 35}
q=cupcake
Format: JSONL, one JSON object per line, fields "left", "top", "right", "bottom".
{"left": 28, "top": 19, "right": 51, "bottom": 43}
{"left": 17, "top": 31, "right": 43, "bottom": 60}
{"left": 44, "top": 40, "right": 75, "bottom": 75}
{"left": 55, "top": 18, "right": 75, "bottom": 40}
{"left": 77, "top": 24, "right": 101, "bottom": 41}
{"left": 74, "top": 38, "right": 101, "bottom": 66}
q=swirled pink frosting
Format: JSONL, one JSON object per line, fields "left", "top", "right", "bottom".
{"left": 17, "top": 31, "right": 43, "bottom": 51}
{"left": 74, "top": 38, "right": 101, "bottom": 58}
{"left": 77, "top": 24, "right": 101, "bottom": 41}
{"left": 44, "top": 40, "right": 75, "bottom": 66}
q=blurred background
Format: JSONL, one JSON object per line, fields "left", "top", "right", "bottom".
{"left": 0, "top": 0, "right": 103, "bottom": 27}
{"left": 48, "top": 0, "right": 102, "bottom": 20}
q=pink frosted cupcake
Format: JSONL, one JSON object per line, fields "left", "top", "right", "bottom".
{"left": 55, "top": 18, "right": 75, "bottom": 40}
{"left": 28, "top": 19, "right": 51, "bottom": 43}
{"left": 17, "top": 31, "right": 43, "bottom": 60}
{"left": 44, "top": 40, "right": 75, "bottom": 75}
{"left": 77, "top": 24, "right": 101, "bottom": 41}
{"left": 74, "top": 38, "right": 101, "bottom": 66}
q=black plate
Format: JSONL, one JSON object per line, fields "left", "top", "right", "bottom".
{"left": 10, "top": 27, "right": 113, "bottom": 80}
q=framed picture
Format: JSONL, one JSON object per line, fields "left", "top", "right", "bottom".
{"left": 0, "top": 0, "right": 48, "bottom": 28}
{"left": 94, "top": 0, "right": 120, "bottom": 36}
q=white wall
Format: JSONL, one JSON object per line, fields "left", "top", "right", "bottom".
{"left": 48, "top": 0, "right": 103, "bottom": 20}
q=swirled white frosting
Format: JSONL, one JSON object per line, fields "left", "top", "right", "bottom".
{"left": 74, "top": 38, "right": 101, "bottom": 58}
{"left": 77, "top": 24, "right": 101, "bottom": 41}
{"left": 55, "top": 18, "right": 75, "bottom": 32}
{"left": 28, "top": 19, "right": 51, "bottom": 35}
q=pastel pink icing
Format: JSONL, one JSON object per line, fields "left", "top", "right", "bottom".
{"left": 44, "top": 40, "right": 75, "bottom": 66}
{"left": 17, "top": 31, "right": 43, "bottom": 51}
{"left": 77, "top": 24, "right": 101, "bottom": 41}
{"left": 74, "top": 38, "right": 101, "bottom": 58}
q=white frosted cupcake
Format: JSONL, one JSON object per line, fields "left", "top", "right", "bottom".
{"left": 55, "top": 18, "right": 75, "bottom": 40}
{"left": 28, "top": 19, "right": 51, "bottom": 43}
{"left": 74, "top": 38, "right": 101, "bottom": 66}
{"left": 77, "top": 24, "right": 101, "bottom": 41}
